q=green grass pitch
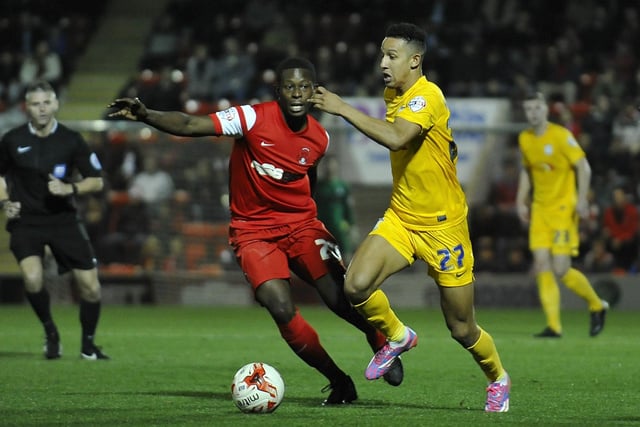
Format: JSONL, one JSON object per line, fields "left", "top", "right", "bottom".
{"left": 0, "top": 304, "right": 638, "bottom": 426}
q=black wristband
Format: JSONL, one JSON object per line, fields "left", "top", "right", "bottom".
{"left": 72, "top": 184, "right": 78, "bottom": 195}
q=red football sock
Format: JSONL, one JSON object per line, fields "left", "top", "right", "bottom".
{"left": 278, "top": 310, "right": 344, "bottom": 381}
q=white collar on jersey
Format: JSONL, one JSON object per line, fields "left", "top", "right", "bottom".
{"left": 28, "top": 119, "right": 58, "bottom": 136}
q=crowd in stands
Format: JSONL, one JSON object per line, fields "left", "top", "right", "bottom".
{"left": 2, "top": 0, "right": 640, "bottom": 274}
{"left": 0, "top": 1, "right": 105, "bottom": 113}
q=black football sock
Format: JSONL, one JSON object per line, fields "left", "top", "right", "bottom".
{"left": 80, "top": 300, "right": 101, "bottom": 345}
{"left": 25, "top": 288, "right": 56, "bottom": 334}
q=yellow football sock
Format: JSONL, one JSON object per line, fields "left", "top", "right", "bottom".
{"left": 353, "top": 289, "right": 406, "bottom": 342}
{"left": 466, "top": 327, "right": 506, "bottom": 382}
{"left": 537, "top": 271, "right": 562, "bottom": 333}
{"left": 561, "top": 268, "right": 604, "bottom": 312}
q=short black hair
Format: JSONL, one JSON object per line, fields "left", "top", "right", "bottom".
{"left": 24, "top": 80, "right": 56, "bottom": 100}
{"left": 275, "top": 57, "right": 316, "bottom": 82}
{"left": 523, "top": 90, "right": 546, "bottom": 102}
{"left": 385, "top": 23, "right": 427, "bottom": 54}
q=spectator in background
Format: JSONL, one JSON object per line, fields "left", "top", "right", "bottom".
{"left": 0, "top": 50, "right": 22, "bottom": 109}
{"left": 516, "top": 91, "right": 608, "bottom": 338}
{"left": 602, "top": 187, "right": 639, "bottom": 271}
{"left": 259, "top": 12, "right": 297, "bottom": 60}
{"left": 611, "top": 102, "right": 640, "bottom": 184}
{"left": 469, "top": 203, "right": 499, "bottom": 245}
{"left": 210, "top": 37, "right": 255, "bottom": 102}
{"left": 181, "top": 157, "right": 227, "bottom": 222}
{"left": 138, "top": 66, "right": 184, "bottom": 112}
{"left": 581, "top": 94, "right": 615, "bottom": 176}
{"left": 184, "top": 43, "right": 216, "bottom": 101}
{"left": 582, "top": 238, "right": 615, "bottom": 273}
{"left": 19, "top": 40, "right": 63, "bottom": 91}
{"left": 141, "top": 13, "right": 180, "bottom": 70}
{"left": 590, "top": 65, "right": 626, "bottom": 109}
{"left": 487, "top": 158, "right": 523, "bottom": 245}
{"left": 503, "top": 238, "right": 531, "bottom": 273}
{"left": 612, "top": 103, "right": 640, "bottom": 159}
{"left": 128, "top": 154, "right": 175, "bottom": 220}
{"left": 101, "top": 132, "right": 143, "bottom": 191}
{"left": 577, "top": 189, "right": 602, "bottom": 261}
{"left": 98, "top": 191, "right": 151, "bottom": 266}
{"left": 474, "top": 236, "right": 500, "bottom": 273}
{"left": 314, "top": 155, "right": 356, "bottom": 261}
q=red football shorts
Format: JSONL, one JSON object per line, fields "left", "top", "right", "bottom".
{"left": 229, "top": 218, "right": 345, "bottom": 290}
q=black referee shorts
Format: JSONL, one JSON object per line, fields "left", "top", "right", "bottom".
{"left": 9, "top": 221, "right": 97, "bottom": 273}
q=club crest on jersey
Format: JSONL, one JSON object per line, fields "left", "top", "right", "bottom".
{"left": 52, "top": 164, "right": 67, "bottom": 178}
{"left": 298, "top": 147, "right": 311, "bottom": 165}
{"left": 408, "top": 96, "right": 427, "bottom": 112}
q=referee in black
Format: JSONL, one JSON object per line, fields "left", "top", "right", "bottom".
{"left": 0, "top": 80, "right": 108, "bottom": 360}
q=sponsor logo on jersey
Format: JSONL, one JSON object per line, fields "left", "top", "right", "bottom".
{"left": 251, "top": 160, "right": 284, "bottom": 180}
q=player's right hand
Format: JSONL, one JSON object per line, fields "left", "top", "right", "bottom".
{"left": 107, "top": 97, "right": 148, "bottom": 121}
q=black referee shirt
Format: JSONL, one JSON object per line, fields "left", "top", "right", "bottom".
{"left": 0, "top": 121, "right": 103, "bottom": 226}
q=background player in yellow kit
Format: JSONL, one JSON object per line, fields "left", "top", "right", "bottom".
{"left": 516, "top": 91, "right": 608, "bottom": 338}
{"left": 311, "top": 22, "right": 510, "bottom": 412}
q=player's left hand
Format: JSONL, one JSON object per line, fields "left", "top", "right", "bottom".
{"left": 48, "top": 174, "right": 73, "bottom": 196}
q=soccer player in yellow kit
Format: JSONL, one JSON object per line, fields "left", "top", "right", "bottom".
{"left": 516, "top": 91, "right": 608, "bottom": 338}
{"left": 310, "top": 22, "right": 510, "bottom": 412}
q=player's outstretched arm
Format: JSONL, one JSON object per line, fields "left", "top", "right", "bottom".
{"left": 107, "top": 97, "right": 217, "bottom": 137}
{"left": 309, "top": 86, "right": 419, "bottom": 151}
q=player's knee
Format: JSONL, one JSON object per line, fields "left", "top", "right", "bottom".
{"left": 22, "top": 272, "right": 43, "bottom": 292}
{"left": 78, "top": 284, "right": 101, "bottom": 302}
{"left": 268, "top": 302, "right": 296, "bottom": 324}
{"left": 448, "top": 321, "right": 477, "bottom": 347}
{"left": 258, "top": 294, "right": 296, "bottom": 324}
{"left": 344, "top": 272, "right": 374, "bottom": 303}
{"left": 552, "top": 261, "right": 570, "bottom": 278}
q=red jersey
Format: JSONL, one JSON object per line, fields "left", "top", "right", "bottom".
{"left": 210, "top": 101, "right": 330, "bottom": 229}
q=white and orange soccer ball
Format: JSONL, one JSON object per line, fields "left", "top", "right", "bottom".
{"left": 231, "top": 362, "right": 285, "bottom": 413}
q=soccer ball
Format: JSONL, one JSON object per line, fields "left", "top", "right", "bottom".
{"left": 231, "top": 362, "right": 285, "bottom": 413}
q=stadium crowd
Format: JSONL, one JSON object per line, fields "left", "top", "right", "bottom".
{"left": 1, "top": 0, "right": 640, "bottom": 274}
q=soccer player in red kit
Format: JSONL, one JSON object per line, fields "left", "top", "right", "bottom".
{"left": 108, "top": 57, "right": 402, "bottom": 404}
